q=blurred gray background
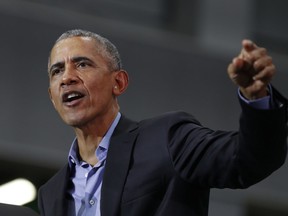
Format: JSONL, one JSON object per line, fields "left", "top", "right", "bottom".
{"left": 0, "top": 0, "right": 288, "bottom": 215}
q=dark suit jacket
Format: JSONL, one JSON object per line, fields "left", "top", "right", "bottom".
{"left": 0, "top": 203, "right": 39, "bottom": 216}
{"left": 38, "top": 93, "right": 288, "bottom": 216}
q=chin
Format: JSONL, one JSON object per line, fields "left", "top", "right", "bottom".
{"left": 62, "top": 116, "right": 84, "bottom": 127}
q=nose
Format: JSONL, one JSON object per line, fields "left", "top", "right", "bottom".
{"left": 61, "top": 66, "right": 79, "bottom": 87}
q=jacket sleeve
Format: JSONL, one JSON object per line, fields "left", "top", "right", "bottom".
{"left": 168, "top": 89, "right": 288, "bottom": 189}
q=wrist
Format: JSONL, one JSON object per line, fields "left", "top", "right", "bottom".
{"left": 240, "top": 87, "right": 268, "bottom": 100}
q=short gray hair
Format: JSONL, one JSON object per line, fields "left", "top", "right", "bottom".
{"left": 50, "top": 29, "right": 122, "bottom": 71}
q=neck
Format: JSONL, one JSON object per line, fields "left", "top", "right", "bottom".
{"left": 74, "top": 111, "right": 118, "bottom": 166}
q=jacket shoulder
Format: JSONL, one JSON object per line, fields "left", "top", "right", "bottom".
{"left": 139, "top": 111, "right": 201, "bottom": 127}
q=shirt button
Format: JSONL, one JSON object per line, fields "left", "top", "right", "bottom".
{"left": 85, "top": 173, "right": 88, "bottom": 178}
{"left": 89, "top": 199, "right": 95, "bottom": 205}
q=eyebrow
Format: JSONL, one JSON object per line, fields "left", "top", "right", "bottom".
{"left": 71, "top": 56, "right": 94, "bottom": 64}
{"left": 49, "top": 56, "right": 94, "bottom": 74}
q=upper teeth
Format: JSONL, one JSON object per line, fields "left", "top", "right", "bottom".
{"left": 67, "top": 93, "right": 80, "bottom": 99}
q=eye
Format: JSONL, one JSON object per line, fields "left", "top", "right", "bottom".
{"left": 52, "top": 69, "right": 60, "bottom": 75}
{"left": 49, "top": 63, "right": 64, "bottom": 77}
{"left": 77, "top": 61, "right": 89, "bottom": 68}
{"left": 50, "top": 68, "right": 62, "bottom": 77}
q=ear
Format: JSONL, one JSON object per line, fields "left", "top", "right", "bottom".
{"left": 112, "top": 70, "right": 129, "bottom": 96}
{"left": 48, "top": 87, "right": 56, "bottom": 108}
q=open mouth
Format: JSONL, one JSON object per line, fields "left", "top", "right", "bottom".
{"left": 62, "top": 91, "right": 84, "bottom": 103}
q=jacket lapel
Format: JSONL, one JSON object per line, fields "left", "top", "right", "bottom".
{"left": 101, "top": 115, "right": 139, "bottom": 216}
{"left": 49, "top": 164, "right": 75, "bottom": 216}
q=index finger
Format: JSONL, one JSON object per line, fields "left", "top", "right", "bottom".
{"left": 242, "top": 39, "right": 257, "bottom": 53}
{"left": 239, "top": 40, "right": 259, "bottom": 65}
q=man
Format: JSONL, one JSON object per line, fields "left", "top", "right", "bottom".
{"left": 38, "top": 29, "right": 287, "bottom": 216}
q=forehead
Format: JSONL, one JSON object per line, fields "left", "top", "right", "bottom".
{"left": 50, "top": 37, "right": 101, "bottom": 64}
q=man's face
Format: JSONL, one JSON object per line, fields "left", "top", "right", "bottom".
{"left": 48, "top": 36, "right": 117, "bottom": 127}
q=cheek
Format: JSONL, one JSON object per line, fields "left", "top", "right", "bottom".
{"left": 50, "top": 94, "right": 59, "bottom": 110}
{"left": 85, "top": 77, "right": 112, "bottom": 95}
{"left": 87, "top": 84, "right": 113, "bottom": 107}
{"left": 48, "top": 87, "right": 60, "bottom": 109}
{"left": 95, "top": 83, "right": 112, "bottom": 95}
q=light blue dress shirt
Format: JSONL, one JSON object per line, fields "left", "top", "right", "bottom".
{"left": 68, "top": 112, "right": 121, "bottom": 216}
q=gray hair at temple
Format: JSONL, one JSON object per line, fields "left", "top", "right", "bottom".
{"left": 49, "top": 29, "right": 123, "bottom": 72}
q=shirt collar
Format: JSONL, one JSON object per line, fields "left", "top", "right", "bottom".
{"left": 68, "top": 112, "right": 121, "bottom": 167}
